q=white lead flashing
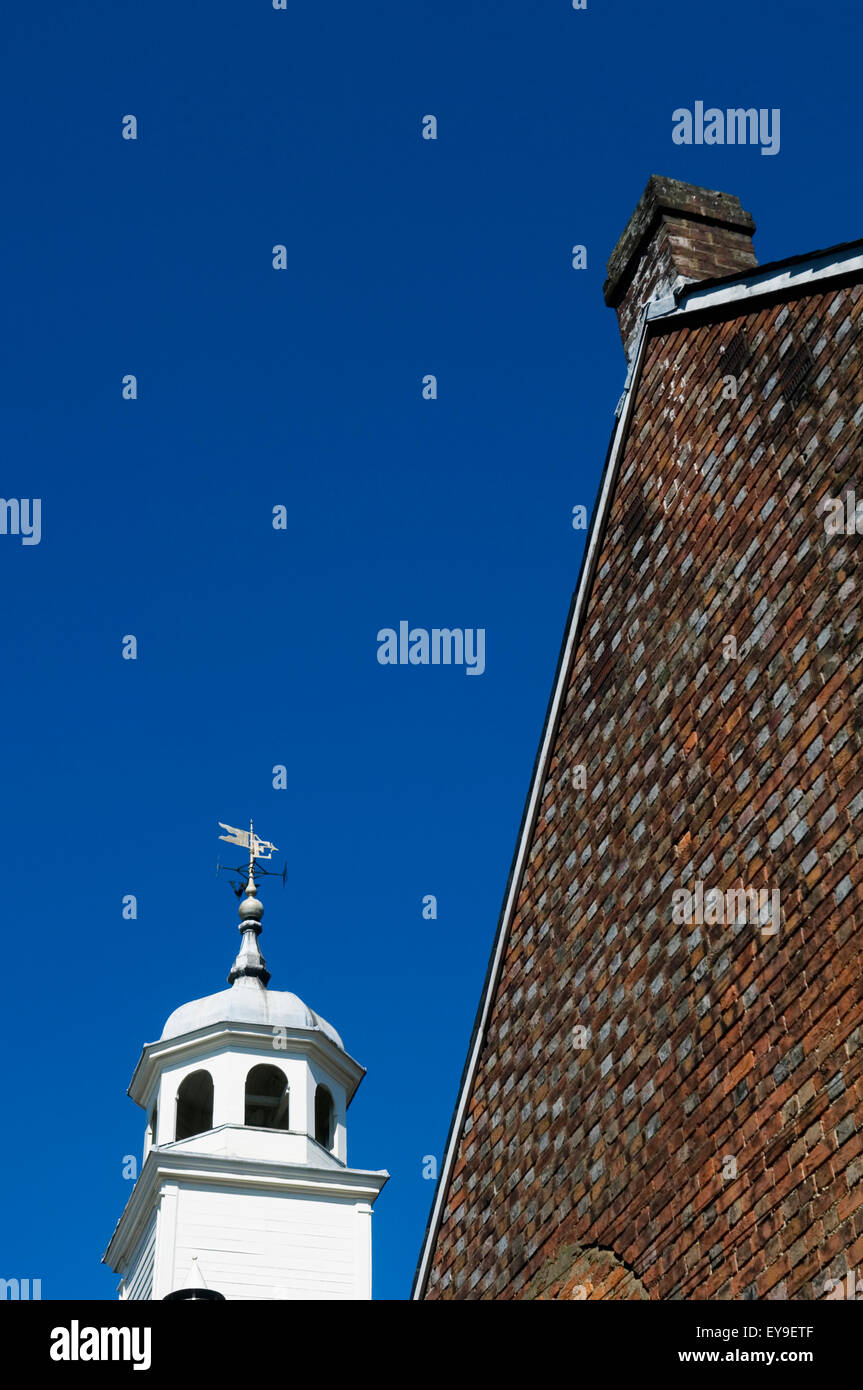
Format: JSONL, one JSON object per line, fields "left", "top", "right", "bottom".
{"left": 411, "top": 237, "right": 863, "bottom": 1299}
{"left": 660, "top": 245, "right": 863, "bottom": 319}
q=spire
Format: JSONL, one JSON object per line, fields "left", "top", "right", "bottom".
{"left": 228, "top": 866, "right": 271, "bottom": 986}
{"left": 219, "top": 818, "right": 279, "bottom": 988}
{"left": 163, "top": 1255, "right": 226, "bottom": 1302}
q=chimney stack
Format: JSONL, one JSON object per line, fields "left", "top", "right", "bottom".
{"left": 603, "top": 175, "right": 758, "bottom": 359}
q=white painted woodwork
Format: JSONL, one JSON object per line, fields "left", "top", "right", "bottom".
{"left": 105, "top": 973, "right": 387, "bottom": 1299}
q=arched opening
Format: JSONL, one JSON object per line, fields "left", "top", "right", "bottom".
{"left": 314, "top": 1085, "right": 334, "bottom": 1149}
{"left": 175, "top": 1070, "right": 214, "bottom": 1141}
{"left": 244, "top": 1064, "right": 290, "bottom": 1130}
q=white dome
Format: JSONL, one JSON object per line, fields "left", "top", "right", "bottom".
{"left": 160, "top": 979, "right": 344, "bottom": 1050}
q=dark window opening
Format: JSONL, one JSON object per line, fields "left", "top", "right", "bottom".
{"left": 314, "top": 1085, "right": 334, "bottom": 1149}
{"left": 244, "top": 1064, "right": 290, "bottom": 1130}
{"left": 175, "top": 1070, "right": 214, "bottom": 1141}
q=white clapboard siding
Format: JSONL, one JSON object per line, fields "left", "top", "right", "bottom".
{"left": 125, "top": 1213, "right": 157, "bottom": 1301}
{"left": 173, "top": 1185, "right": 363, "bottom": 1299}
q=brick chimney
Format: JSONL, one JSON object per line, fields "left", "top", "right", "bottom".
{"left": 603, "top": 175, "right": 758, "bottom": 360}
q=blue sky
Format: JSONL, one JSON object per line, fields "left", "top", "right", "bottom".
{"left": 1, "top": 0, "right": 861, "bottom": 1301}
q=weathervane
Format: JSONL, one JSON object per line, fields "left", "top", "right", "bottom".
{"left": 217, "top": 820, "right": 287, "bottom": 898}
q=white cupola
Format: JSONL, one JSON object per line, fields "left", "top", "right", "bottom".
{"left": 104, "top": 847, "right": 388, "bottom": 1300}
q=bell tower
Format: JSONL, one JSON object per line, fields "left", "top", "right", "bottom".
{"left": 103, "top": 824, "right": 388, "bottom": 1300}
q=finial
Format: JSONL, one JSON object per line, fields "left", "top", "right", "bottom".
{"left": 219, "top": 819, "right": 278, "bottom": 987}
